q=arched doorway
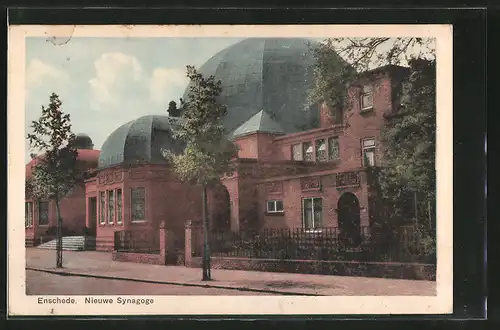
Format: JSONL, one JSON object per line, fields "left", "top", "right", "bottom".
{"left": 211, "top": 184, "right": 231, "bottom": 231}
{"left": 337, "top": 192, "right": 362, "bottom": 248}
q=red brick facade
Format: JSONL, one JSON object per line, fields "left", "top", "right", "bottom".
{"left": 26, "top": 65, "right": 409, "bottom": 253}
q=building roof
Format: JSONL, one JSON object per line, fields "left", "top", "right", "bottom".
{"left": 231, "top": 110, "right": 285, "bottom": 139}
{"left": 25, "top": 149, "right": 100, "bottom": 178}
{"left": 98, "top": 115, "right": 184, "bottom": 169}
{"left": 182, "top": 38, "right": 347, "bottom": 135}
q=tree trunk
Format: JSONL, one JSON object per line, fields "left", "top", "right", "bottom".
{"left": 202, "top": 185, "right": 211, "bottom": 281}
{"left": 55, "top": 198, "right": 63, "bottom": 268}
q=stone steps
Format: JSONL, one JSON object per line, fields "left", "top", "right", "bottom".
{"left": 37, "top": 236, "right": 96, "bottom": 251}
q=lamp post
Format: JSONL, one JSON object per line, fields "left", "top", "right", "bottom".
{"left": 201, "top": 185, "right": 211, "bottom": 281}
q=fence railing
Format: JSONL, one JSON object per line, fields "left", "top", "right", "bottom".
{"left": 208, "top": 226, "right": 436, "bottom": 264}
{"left": 114, "top": 230, "right": 160, "bottom": 254}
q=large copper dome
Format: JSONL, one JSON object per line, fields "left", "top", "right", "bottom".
{"left": 183, "top": 38, "right": 345, "bottom": 134}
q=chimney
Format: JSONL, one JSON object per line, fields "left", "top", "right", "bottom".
{"left": 319, "top": 102, "right": 335, "bottom": 128}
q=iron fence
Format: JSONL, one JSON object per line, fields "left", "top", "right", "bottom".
{"left": 209, "top": 226, "right": 436, "bottom": 264}
{"left": 114, "top": 230, "right": 160, "bottom": 254}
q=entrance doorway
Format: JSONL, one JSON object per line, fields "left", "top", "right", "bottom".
{"left": 212, "top": 184, "right": 231, "bottom": 231}
{"left": 337, "top": 192, "right": 361, "bottom": 248}
{"left": 88, "top": 197, "right": 97, "bottom": 236}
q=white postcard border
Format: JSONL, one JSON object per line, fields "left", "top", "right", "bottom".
{"left": 8, "top": 24, "right": 453, "bottom": 316}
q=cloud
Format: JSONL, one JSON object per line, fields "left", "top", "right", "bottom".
{"left": 149, "top": 67, "right": 189, "bottom": 105}
{"left": 26, "top": 58, "right": 70, "bottom": 87}
{"left": 89, "top": 52, "right": 146, "bottom": 108}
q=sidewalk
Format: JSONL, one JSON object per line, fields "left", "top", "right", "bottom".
{"left": 26, "top": 248, "right": 436, "bottom": 296}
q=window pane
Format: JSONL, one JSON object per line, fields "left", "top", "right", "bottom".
{"left": 28, "top": 202, "right": 33, "bottom": 227}
{"left": 292, "top": 144, "right": 302, "bottom": 161}
{"left": 116, "top": 189, "right": 122, "bottom": 223}
{"left": 108, "top": 190, "right": 114, "bottom": 223}
{"left": 276, "top": 200, "right": 283, "bottom": 212}
{"left": 99, "top": 192, "right": 106, "bottom": 223}
{"left": 362, "top": 94, "right": 373, "bottom": 108}
{"left": 303, "top": 142, "right": 313, "bottom": 162}
{"left": 131, "top": 187, "right": 145, "bottom": 221}
{"left": 266, "top": 201, "right": 275, "bottom": 212}
{"left": 313, "top": 208, "right": 322, "bottom": 228}
{"left": 316, "top": 139, "right": 326, "bottom": 162}
{"left": 364, "top": 150, "right": 375, "bottom": 166}
{"left": 38, "top": 202, "right": 49, "bottom": 225}
{"left": 363, "top": 138, "right": 375, "bottom": 148}
{"left": 313, "top": 198, "right": 322, "bottom": 209}
{"left": 328, "top": 137, "right": 340, "bottom": 160}
{"left": 25, "top": 203, "right": 28, "bottom": 227}
{"left": 303, "top": 199, "right": 314, "bottom": 229}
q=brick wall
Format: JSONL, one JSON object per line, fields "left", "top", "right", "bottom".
{"left": 187, "top": 256, "right": 436, "bottom": 281}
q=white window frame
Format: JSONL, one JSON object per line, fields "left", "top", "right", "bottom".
{"left": 315, "top": 139, "right": 327, "bottom": 162}
{"left": 99, "top": 191, "right": 106, "bottom": 224}
{"left": 362, "top": 137, "right": 376, "bottom": 167}
{"left": 25, "top": 202, "right": 33, "bottom": 228}
{"left": 327, "top": 136, "right": 340, "bottom": 161}
{"left": 116, "top": 188, "right": 123, "bottom": 224}
{"left": 302, "top": 197, "right": 323, "bottom": 232}
{"left": 360, "top": 84, "right": 373, "bottom": 111}
{"left": 266, "top": 200, "right": 284, "bottom": 213}
{"left": 131, "top": 187, "right": 146, "bottom": 223}
{"left": 38, "top": 201, "right": 49, "bottom": 226}
{"left": 291, "top": 143, "right": 303, "bottom": 161}
{"left": 107, "top": 190, "right": 115, "bottom": 224}
{"left": 303, "top": 141, "right": 314, "bottom": 162}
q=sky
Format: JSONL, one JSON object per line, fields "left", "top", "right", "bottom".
{"left": 25, "top": 37, "right": 250, "bottom": 162}
{"left": 24, "top": 36, "right": 434, "bottom": 163}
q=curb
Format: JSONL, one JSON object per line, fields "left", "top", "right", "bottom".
{"left": 26, "top": 267, "right": 323, "bottom": 296}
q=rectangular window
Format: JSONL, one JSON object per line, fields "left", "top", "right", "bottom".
{"left": 25, "top": 202, "right": 33, "bottom": 227}
{"left": 362, "top": 138, "right": 376, "bottom": 167}
{"left": 108, "top": 190, "right": 115, "bottom": 224}
{"left": 303, "top": 142, "right": 313, "bottom": 162}
{"left": 361, "top": 85, "right": 373, "bottom": 110}
{"left": 131, "top": 187, "right": 146, "bottom": 222}
{"left": 266, "top": 200, "right": 284, "bottom": 213}
{"left": 315, "top": 139, "right": 327, "bottom": 162}
{"left": 116, "top": 189, "right": 122, "bottom": 224}
{"left": 302, "top": 197, "right": 322, "bottom": 230}
{"left": 38, "top": 201, "right": 49, "bottom": 226}
{"left": 328, "top": 137, "right": 340, "bottom": 160}
{"left": 99, "top": 191, "right": 106, "bottom": 224}
{"left": 291, "top": 143, "right": 302, "bottom": 161}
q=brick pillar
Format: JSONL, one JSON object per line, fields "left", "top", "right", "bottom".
{"left": 184, "top": 220, "right": 193, "bottom": 266}
{"left": 160, "top": 221, "right": 167, "bottom": 264}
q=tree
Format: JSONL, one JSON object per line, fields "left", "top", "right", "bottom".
{"left": 27, "top": 93, "right": 80, "bottom": 268}
{"left": 167, "top": 100, "right": 181, "bottom": 117}
{"left": 169, "top": 65, "right": 238, "bottom": 281}
{"left": 308, "top": 38, "right": 437, "bottom": 255}
{"left": 309, "top": 37, "right": 435, "bottom": 123}
{"left": 377, "top": 58, "right": 436, "bottom": 230}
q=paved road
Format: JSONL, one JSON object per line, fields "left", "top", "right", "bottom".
{"left": 26, "top": 270, "right": 274, "bottom": 295}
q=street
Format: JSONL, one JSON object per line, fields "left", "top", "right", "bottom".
{"left": 25, "top": 248, "right": 436, "bottom": 296}
{"left": 26, "top": 270, "right": 273, "bottom": 295}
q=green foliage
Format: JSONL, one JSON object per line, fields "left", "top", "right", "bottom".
{"left": 307, "top": 39, "right": 355, "bottom": 123}
{"left": 170, "top": 66, "right": 238, "bottom": 187}
{"left": 377, "top": 59, "right": 436, "bottom": 226}
{"left": 27, "top": 93, "right": 80, "bottom": 202}
{"left": 309, "top": 38, "right": 435, "bottom": 125}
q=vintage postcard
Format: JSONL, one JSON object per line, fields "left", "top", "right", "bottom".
{"left": 8, "top": 24, "right": 453, "bottom": 316}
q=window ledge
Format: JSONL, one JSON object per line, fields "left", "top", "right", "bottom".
{"left": 360, "top": 106, "right": 374, "bottom": 113}
{"left": 265, "top": 212, "right": 285, "bottom": 216}
{"left": 304, "top": 229, "right": 323, "bottom": 233}
{"left": 131, "top": 220, "right": 147, "bottom": 223}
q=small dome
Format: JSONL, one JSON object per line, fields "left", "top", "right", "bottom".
{"left": 98, "top": 115, "right": 184, "bottom": 169}
{"left": 73, "top": 133, "right": 94, "bottom": 149}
